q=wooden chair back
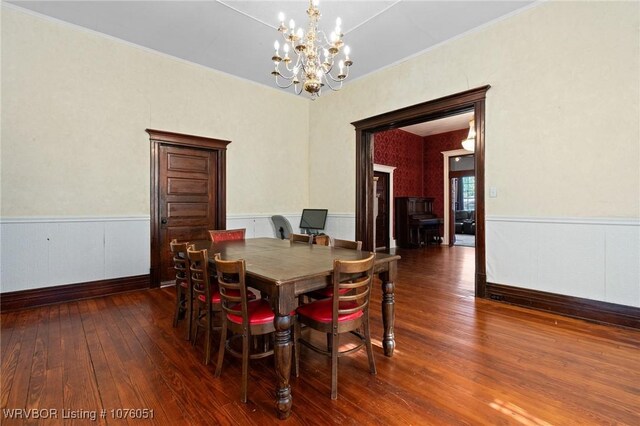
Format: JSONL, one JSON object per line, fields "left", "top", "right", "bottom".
{"left": 213, "top": 254, "right": 250, "bottom": 327}
{"left": 187, "top": 246, "right": 212, "bottom": 310}
{"left": 170, "top": 239, "right": 190, "bottom": 285}
{"left": 290, "top": 233, "right": 312, "bottom": 244}
{"left": 332, "top": 254, "right": 375, "bottom": 324}
{"left": 332, "top": 238, "right": 362, "bottom": 251}
{"left": 209, "top": 228, "right": 246, "bottom": 243}
{"left": 314, "top": 235, "right": 330, "bottom": 246}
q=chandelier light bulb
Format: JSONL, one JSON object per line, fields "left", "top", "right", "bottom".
{"left": 296, "top": 28, "right": 304, "bottom": 39}
{"left": 344, "top": 45, "right": 350, "bottom": 57}
{"left": 313, "top": 0, "right": 319, "bottom": 6}
{"left": 274, "top": 40, "right": 279, "bottom": 51}
{"left": 278, "top": 12, "right": 285, "bottom": 23}
{"left": 336, "top": 17, "right": 342, "bottom": 27}
{"left": 283, "top": 43, "right": 289, "bottom": 53}
{"left": 289, "top": 19, "right": 295, "bottom": 30}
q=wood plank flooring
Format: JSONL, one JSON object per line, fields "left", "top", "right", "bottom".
{"left": 2, "top": 246, "right": 639, "bottom": 425}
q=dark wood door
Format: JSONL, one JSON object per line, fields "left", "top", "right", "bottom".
{"left": 148, "top": 129, "right": 229, "bottom": 287}
{"left": 158, "top": 145, "right": 218, "bottom": 282}
{"left": 374, "top": 171, "right": 390, "bottom": 250}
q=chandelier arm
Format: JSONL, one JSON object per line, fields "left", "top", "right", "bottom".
{"left": 274, "top": 75, "right": 297, "bottom": 89}
{"left": 321, "top": 76, "right": 343, "bottom": 92}
{"left": 325, "top": 71, "right": 347, "bottom": 83}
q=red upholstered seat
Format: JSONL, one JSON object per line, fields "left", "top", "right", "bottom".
{"left": 227, "top": 300, "right": 294, "bottom": 325}
{"left": 227, "top": 299, "right": 274, "bottom": 325}
{"left": 296, "top": 299, "right": 363, "bottom": 323}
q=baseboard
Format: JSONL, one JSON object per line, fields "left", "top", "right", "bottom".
{"left": 486, "top": 282, "right": 640, "bottom": 329}
{"left": 0, "top": 275, "right": 150, "bottom": 312}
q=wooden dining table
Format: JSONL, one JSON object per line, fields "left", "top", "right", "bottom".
{"left": 191, "top": 237, "right": 401, "bottom": 419}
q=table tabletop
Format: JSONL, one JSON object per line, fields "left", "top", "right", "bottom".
{"left": 192, "top": 237, "right": 399, "bottom": 288}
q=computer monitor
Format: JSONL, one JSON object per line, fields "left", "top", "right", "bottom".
{"left": 299, "top": 209, "right": 328, "bottom": 234}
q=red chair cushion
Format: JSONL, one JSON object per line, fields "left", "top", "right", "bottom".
{"left": 296, "top": 299, "right": 363, "bottom": 323}
{"left": 227, "top": 299, "right": 274, "bottom": 325}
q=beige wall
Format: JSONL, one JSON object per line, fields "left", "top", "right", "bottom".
{"left": 1, "top": 7, "right": 309, "bottom": 217}
{"left": 309, "top": 0, "right": 640, "bottom": 219}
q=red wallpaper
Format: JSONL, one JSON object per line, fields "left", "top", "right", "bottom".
{"left": 373, "top": 129, "right": 424, "bottom": 197}
{"left": 423, "top": 129, "right": 469, "bottom": 218}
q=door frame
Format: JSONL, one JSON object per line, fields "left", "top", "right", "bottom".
{"left": 374, "top": 164, "right": 396, "bottom": 249}
{"left": 147, "top": 129, "right": 230, "bottom": 287}
{"left": 442, "top": 149, "right": 474, "bottom": 245}
{"left": 351, "top": 86, "right": 489, "bottom": 298}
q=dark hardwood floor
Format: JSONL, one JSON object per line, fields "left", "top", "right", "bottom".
{"left": 2, "top": 246, "right": 639, "bottom": 425}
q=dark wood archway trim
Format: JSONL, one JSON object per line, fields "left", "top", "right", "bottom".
{"left": 147, "top": 129, "right": 230, "bottom": 287}
{"left": 352, "top": 86, "right": 490, "bottom": 297}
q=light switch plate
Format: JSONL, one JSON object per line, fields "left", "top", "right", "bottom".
{"left": 490, "top": 187, "right": 497, "bottom": 198}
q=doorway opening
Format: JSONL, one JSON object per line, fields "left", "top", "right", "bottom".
{"left": 351, "top": 86, "right": 490, "bottom": 298}
{"left": 450, "top": 154, "right": 476, "bottom": 247}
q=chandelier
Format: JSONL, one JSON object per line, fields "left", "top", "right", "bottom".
{"left": 271, "top": 0, "right": 352, "bottom": 98}
{"left": 461, "top": 119, "right": 476, "bottom": 152}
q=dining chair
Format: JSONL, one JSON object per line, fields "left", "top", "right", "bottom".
{"left": 313, "top": 235, "right": 330, "bottom": 246}
{"left": 332, "top": 238, "right": 363, "bottom": 251}
{"left": 208, "top": 228, "right": 246, "bottom": 243}
{"left": 290, "top": 233, "right": 312, "bottom": 244}
{"left": 213, "top": 253, "right": 292, "bottom": 403}
{"left": 170, "top": 239, "right": 192, "bottom": 340}
{"left": 187, "top": 246, "right": 224, "bottom": 365}
{"left": 296, "top": 253, "right": 377, "bottom": 400}
{"left": 271, "top": 215, "right": 293, "bottom": 239}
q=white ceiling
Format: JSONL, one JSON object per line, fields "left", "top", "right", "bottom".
{"left": 401, "top": 111, "right": 473, "bottom": 137}
{"left": 8, "top": 0, "right": 535, "bottom": 134}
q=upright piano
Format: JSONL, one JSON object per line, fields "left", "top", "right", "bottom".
{"left": 395, "top": 197, "right": 443, "bottom": 248}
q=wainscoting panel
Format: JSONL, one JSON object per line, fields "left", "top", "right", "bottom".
{"left": 605, "top": 225, "right": 640, "bottom": 306}
{"left": 1, "top": 217, "right": 150, "bottom": 293}
{"left": 47, "top": 221, "right": 106, "bottom": 287}
{"left": 536, "top": 223, "right": 606, "bottom": 301}
{"left": 104, "top": 219, "right": 151, "bottom": 279}
{"left": 1, "top": 221, "right": 50, "bottom": 290}
{"left": 486, "top": 217, "right": 640, "bottom": 308}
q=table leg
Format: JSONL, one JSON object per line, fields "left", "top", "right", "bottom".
{"left": 274, "top": 313, "right": 292, "bottom": 419}
{"left": 379, "top": 261, "right": 397, "bottom": 357}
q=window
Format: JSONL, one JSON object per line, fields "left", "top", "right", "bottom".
{"left": 461, "top": 176, "right": 475, "bottom": 210}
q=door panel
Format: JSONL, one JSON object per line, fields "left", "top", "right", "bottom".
{"left": 159, "top": 145, "right": 217, "bottom": 283}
